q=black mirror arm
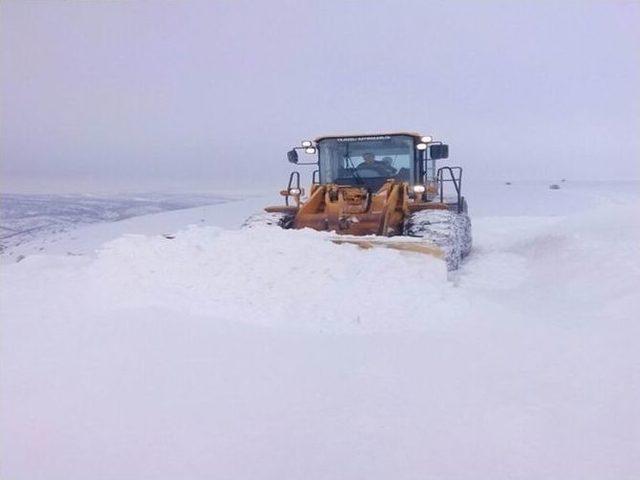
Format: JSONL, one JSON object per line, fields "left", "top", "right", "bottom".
{"left": 289, "top": 146, "right": 318, "bottom": 165}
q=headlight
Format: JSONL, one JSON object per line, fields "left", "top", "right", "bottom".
{"left": 288, "top": 188, "right": 301, "bottom": 195}
{"left": 416, "top": 143, "right": 427, "bottom": 151}
{"left": 304, "top": 147, "right": 316, "bottom": 154}
{"left": 412, "top": 185, "right": 426, "bottom": 194}
{"left": 301, "top": 140, "right": 312, "bottom": 147}
{"left": 421, "top": 135, "right": 433, "bottom": 143}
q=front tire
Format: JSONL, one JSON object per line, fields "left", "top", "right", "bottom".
{"left": 404, "top": 209, "right": 472, "bottom": 270}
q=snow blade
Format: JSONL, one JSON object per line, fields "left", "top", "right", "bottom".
{"left": 330, "top": 235, "right": 445, "bottom": 258}
{"left": 333, "top": 210, "right": 472, "bottom": 270}
{"left": 244, "top": 204, "right": 471, "bottom": 270}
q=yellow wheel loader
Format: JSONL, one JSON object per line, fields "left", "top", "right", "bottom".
{"left": 246, "top": 132, "right": 472, "bottom": 270}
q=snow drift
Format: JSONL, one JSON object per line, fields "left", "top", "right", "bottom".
{"left": 1, "top": 182, "right": 639, "bottom": 479}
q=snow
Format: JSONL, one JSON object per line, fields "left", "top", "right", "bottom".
{"left": 0, "top": 195, "right": 268, "bottom": 263}
{"left": 0, "top": 193, "right": 238, "bottom": 258}
{"left": 1, "top": 181, "right": 639, "bottom": 479}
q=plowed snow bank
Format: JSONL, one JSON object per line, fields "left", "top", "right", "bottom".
{"left": 8, "top": 199, "right": 632, "bottom": 333}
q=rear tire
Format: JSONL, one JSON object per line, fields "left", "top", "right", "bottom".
{"left": 404, "top": 209, "right": 472, "bottom": 270}
{"left": 243, "top": 211, "right": 294, "bottom": 229}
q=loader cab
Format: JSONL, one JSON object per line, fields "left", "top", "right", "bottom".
{"left": 314, "top": 134, "right": 419, "bottom": 191}
{"left": 285, "top": 132, "right": 453, "bottom": 201}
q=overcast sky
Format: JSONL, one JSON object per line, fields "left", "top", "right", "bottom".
{"left": 2, "top": 0, "right": 639, "bottom": 193}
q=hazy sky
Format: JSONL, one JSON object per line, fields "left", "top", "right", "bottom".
{"left": 2, "top": 0, "right": 639, "bottom": 193}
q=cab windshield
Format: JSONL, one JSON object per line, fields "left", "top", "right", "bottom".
{"left": 317, "top": 135, "right": 414, "bottom": 190}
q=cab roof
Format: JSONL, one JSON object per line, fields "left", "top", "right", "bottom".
{"left": 314, "top": 132, "right": 423, "bottom": 142}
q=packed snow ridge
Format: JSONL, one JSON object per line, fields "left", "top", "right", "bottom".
{"left": 15, "top": 197, "right": 638, "bottom": 333}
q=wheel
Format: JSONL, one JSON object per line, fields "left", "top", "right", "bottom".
{"left": 242, "top": 211, "right": 294, "bottom": 229}
{"left": 404, "top": 209, "right": 472, "bottom": 270}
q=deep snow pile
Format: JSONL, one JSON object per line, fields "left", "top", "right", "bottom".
{"left": 88, "top": 226, "right": 448, "bottom": 332}
{"left": 1, "top": 182, "right": 639, "bottom": 479}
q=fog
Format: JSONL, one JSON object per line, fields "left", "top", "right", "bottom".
{"left": 2, "top": 0, "right": 639, "bottom": 193}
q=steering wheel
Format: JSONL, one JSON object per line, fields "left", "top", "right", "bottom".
{"left": 357, "top": 162, "right": 397, "bottom": 177}
{"left": 355, "top": 167, "right": 383, "bottom": 178}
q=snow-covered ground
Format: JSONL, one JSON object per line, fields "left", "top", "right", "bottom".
{"left": 1, "top": 181, "right": 639, "bottom": 479}
{"left": 0, "top": 193, "right": 234, "bottom": 258}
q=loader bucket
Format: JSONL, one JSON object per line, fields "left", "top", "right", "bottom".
{"left": 329, "top": 235, "right": 446, "bottom": 258}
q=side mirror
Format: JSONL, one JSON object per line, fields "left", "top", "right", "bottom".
{"left": 287, "top": 149, "right": 299, "bottom": 164}
{"left": 430, "top": 144, "right": 449, "bottom": 160}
